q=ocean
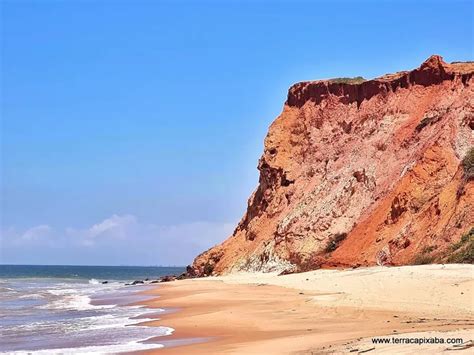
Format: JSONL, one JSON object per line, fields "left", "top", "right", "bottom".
{"left": 0, "top": 265, "right": 185, "bottom": 354}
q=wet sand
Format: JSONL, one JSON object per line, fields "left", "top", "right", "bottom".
{"left": 134, "top": 265, "right": 474, "bottom": 354}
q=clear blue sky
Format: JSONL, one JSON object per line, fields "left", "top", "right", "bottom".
{"left": 1, "top": 0, "right": 472, "bottom": 266}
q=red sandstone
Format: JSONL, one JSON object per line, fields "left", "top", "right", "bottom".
{"left": 192, "top": 55, "right": 474, "bottom": 275}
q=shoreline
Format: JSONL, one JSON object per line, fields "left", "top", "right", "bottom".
{"left": 135, "top": 265, "right": 474, "bottom": 354}
{"left": 0, "top": 276, "right": 176, "bottom": 354}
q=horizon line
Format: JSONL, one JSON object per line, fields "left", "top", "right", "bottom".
{"left": 0, "top": 263, "right": 186, "bottom": 268}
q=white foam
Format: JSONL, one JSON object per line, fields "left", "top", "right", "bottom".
{"left": 1, "top": 279, "right": 174, "bottom": 354}
{"left": 0, "top": 338, "right": 167, "bottom": 354}
{"left": 81, "top": 314, "right": 159, "bottom": 330}
{"left": 18, "top": 293, "right": 44, "bottom": 299}
{"left": 0, "top": 286, "right": 15, "bottom": 291}
{"left": 40, "top": 293, "right": 114, "bottom": 311}
{"left": 47, "top": 288, "right": 76, "bottom": 296}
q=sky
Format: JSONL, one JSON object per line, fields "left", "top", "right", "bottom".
{"left": 1, "top": 0, "right": 472, "bottom": 266}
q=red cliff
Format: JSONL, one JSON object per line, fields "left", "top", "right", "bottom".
{"left": 191, "top": 55, "right": 474, "bottom": 275}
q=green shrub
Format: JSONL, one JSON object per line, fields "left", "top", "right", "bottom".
{"left": 447, "top": 228, "right": 474, "bottom": 264}
{"left": 330, "top": 76, "right": 366, "bottom": 84}
{"left": 325, "top": 233, "right": 347, "bottom": 253}
{"left": 413, "top": 253, "right": 435, "bottom": 265}
{"left": 415, "top": 117, "right": 432, "bottom": 131}
{"left": 203, "top": 262, "right": 214, "bottom": 276}
{"left": 421, "top": 245, "right": 436, "bottom": 254}
{"left": 457, "top": 148, "right": 474, "bottom": 197}
{"left": 462, "top": 147, "right": 474, "bottom": 180}
{"left": 415, "top": 114, "right": 440, "bottom": 132}
{"left": 413, "top": 245, "right": 437, "bottom": 265}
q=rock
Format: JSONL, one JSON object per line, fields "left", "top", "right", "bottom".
{"left": 185, "top": 265, "right": 197, "bottom": 278}
{"left": 177, "top": 273, "right": 187, "bottom": 280}
{"left": 101, "top": 281, "right": 108, "bottom": 284}
{"left": 159, "top": 275, "right": 176, "bottom": 282}
{"left": 278, "top": 269, "right": 295, "bottom": 276}
{"left": 131, "top": 280, "right": 144, "bottom": 285}
{"left": 191, "top": 56, "right": 474, "bottom": 275}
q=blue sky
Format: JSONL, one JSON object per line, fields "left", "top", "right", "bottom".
{"left": 1, "top": 0, "right": 472, "bottom": 266}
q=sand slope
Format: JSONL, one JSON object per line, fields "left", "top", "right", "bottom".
{"left": 214, "top": 264, "right": 474, "bottom": 318}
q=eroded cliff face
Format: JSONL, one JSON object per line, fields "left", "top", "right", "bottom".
{"left": 191, "top": 55, "right": 474, "bottom": 276}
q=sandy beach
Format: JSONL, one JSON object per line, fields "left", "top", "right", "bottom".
{"left": 135, "top": 264, "right": 474, "bottom": 354}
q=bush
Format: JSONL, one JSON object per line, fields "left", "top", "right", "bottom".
{"left": 203, "top": 262, "right": 214, "bottom": 276}
{"left": 462, "top": 147, "right": 474, "bottom": 180}
{"left": 413, "top": 253, "right": 435, "bottom": 265}
{"left": 447, "top": 228, "right": 474, "bottom": 264}
{"left": 412, "top": 245, "right": 437, "bottom": 265}
{"left": 421, "top": 245, "right": 437, "bottom": 254}
{"left": 325, "top": 233, "right": 347, "bottom": 253}
{"left": 415, "top": 117, "right": 432, "bottom": 132}
{"left": 330, "top": 76, "right": 366, "bottom": 84}
{"left": 415, "top": 114, "right": 440, "bottom": 132}
{"left": 457, "top": 148, "right": 474, "bottom": 197}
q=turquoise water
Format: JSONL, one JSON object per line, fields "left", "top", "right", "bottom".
{"left": 0, "top": 265, "right": 185, "bottom": 354}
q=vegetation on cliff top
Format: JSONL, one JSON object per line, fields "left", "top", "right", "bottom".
{"left": 329, "top": 76, "right": 366, "bottom": 84}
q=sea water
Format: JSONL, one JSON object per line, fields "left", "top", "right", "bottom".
{"left": 0, "top": 265, "right": 184, "bottom": 354}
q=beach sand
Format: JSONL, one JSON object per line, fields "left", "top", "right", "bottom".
{"left": 136, "top": 265, "right": 474, "bottom": 354}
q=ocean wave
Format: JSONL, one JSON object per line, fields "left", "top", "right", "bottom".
{"left": 18, "top": 293, "right": 44, "bottom": 300}
{"left": 47, "top": 288, "right": 76, "bottom": 296}
{"left": 86, "top": 315, "right": 158, "bottom": 330}
{"left": 0, "top": 286, "right": 16, "bottom": 294}
{"left": 0, "top": 277, "right": 173, "bottom": 354}
{"left": 0, "top": 286, "right": 15, "bottom": 291}
{"left": 40, "top": 294, "right": 115, "bottom": 311}
{"left": 4, "top": 312, "right": 151, "bottom": 333}
{"left": 0, "top": 338, "right": 167, "bottom": 354}
{"left": 88, "top": 279, "right": 99, "bottom": 285}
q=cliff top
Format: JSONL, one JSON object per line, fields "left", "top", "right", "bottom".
{"left": 287, "top": 55, "right": 474, "bottom": 108}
